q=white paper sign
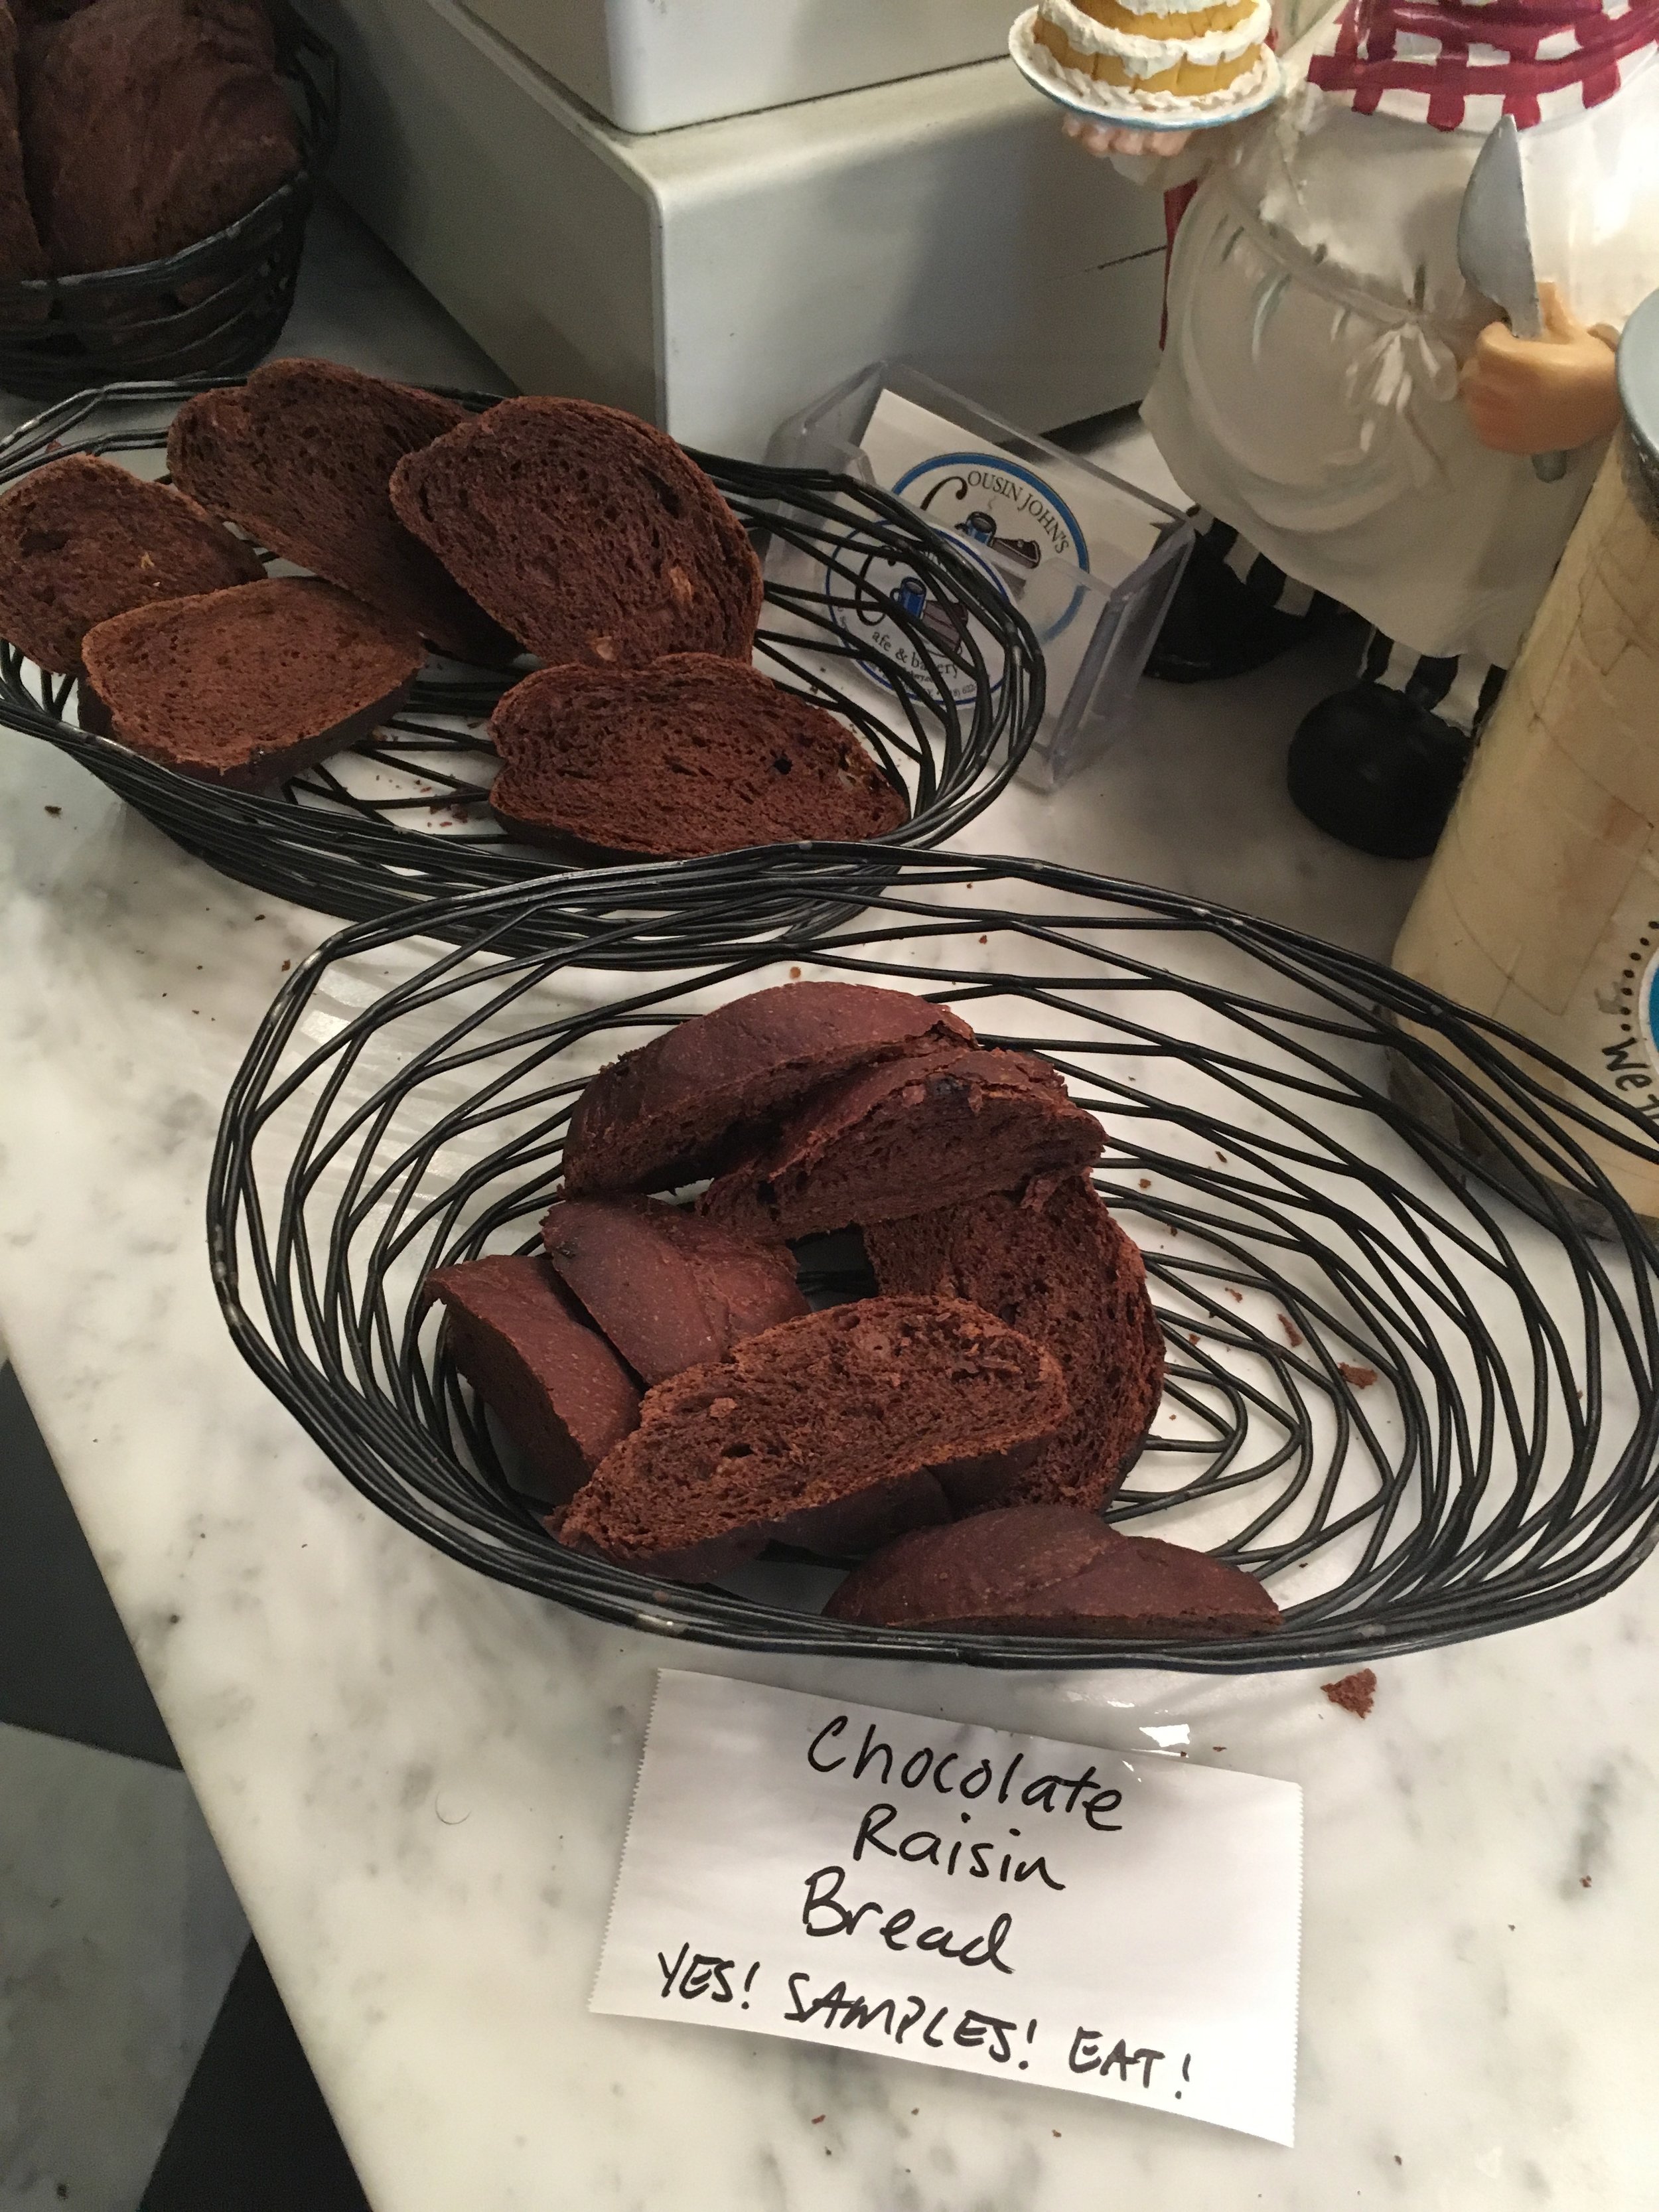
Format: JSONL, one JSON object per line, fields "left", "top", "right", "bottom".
{"left": 593, "top": 1672, "right": 1303, "bottom": 2144}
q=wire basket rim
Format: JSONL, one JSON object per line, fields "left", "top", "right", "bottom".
{"left": 206, "top": 845, "right": 1659, "bottom": 1672}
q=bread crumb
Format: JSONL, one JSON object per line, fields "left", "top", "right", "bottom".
{"left": 281, "top": 960, "right": 290, "bottom": 971}
{"left": 1226, "top": 1286, "right": 1242, "bottom": 1301}
{"left": 812, "top": 2115, "right": 826, "bottom": 2124}
{"left": 1139, "top": 1177, "right": 1151, "bottom": 1189}
{"left": 790, "top": 966, "right": 802, "bottom": 980}
{"left": 1339, "top": 1363, "right": 1378, "bottom": 1388}
{"left": 1278, "top": 1311, "right": 1303, "bottom": 1347}
{"left": 1187, "top": 1331, "right": 1199, "bottom": 1345}
{"left": 1581, "top": 1875, "right": 1592, "bottom": 1888}
{"left": 43, "top": 804, "right": 60, "bottom": 816}
{"left": 1321, "top": 1667, "right": 1376, "bottom": 1718}
{"left": 979, "top": 934, "right": 988, "bottom": 944}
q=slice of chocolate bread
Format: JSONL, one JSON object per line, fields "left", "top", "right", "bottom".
{"left": 701, "top": 1048, "right": 1106, "bottom": 1243}
{"left": 824, "top": 1505, "right": 1281, "bottom": 1639}
{"left": 389, "top": 396, "right": 763, "bottom": 669}
{"left": 562, "top": 981, "right": 976, "bottom": 1200}
{"left": 0, "top": 1, "right": 45, "bottom": 285}
{"left": 21, "top": 0, "right": 299, "bottom": 273}
{"left": 541, "top": 1197, "right": 807, "bottom": 1388}
{"left": 559, "top": 1297, "right": 1068, "bottom": 1581}
{"left": 488, "top": 656, "right": 907, "bottom": 858}
{"left": 866, "top": 1173, "right": 1165, "bottom": 1512}
{"left": 166, "top": 362, "right": 514, "bottom": 663}
{"left": 80, "top": 577, "right": 423, "bottom": 788}
{"left": 427, "top": 1253, "right": 640, "bottom": 1505}
{"left": 0, "top": 452, "right": 263, "bottom": 672}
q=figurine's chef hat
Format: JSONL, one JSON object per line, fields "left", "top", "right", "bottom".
{"left": 1308, "top": 0, "right": 1658, "bottom": 129}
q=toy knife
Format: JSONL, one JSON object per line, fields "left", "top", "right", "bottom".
{"left": 1457, "top": 115, "right": 1569, "bottom": 484}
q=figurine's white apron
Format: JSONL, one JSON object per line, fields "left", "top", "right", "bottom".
{"left": 1140, "top": 52, "right": 1659, "bottom": 663}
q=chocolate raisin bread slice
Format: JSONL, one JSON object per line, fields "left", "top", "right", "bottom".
{"left": 427, "top": 1254, "right": 640, "bottom": 1505}
{"left": 0, "top": 452, "right": 263, "bottom": 672}
{"left": 559, "top": 1296, "right": 1068, "bottom": 1581}
{"left": 866, "top": 1173, "right": 1165, "bottom": 1512}
{"left": 541, "top": 1197, "right": 807, "bottom": 1388}
{"left": 21, "top": 0, "right": 298, "bottom": 273}
{"left": 824, "top": 1505, "right": 1281, "bottom": 1639}
{"left": 390, "top": 397, "right": 763, "bottom": 669}
{"left": 701, "top": 1047, "right": 1106, "bottom": 1243}
{"left": 167, "top": 362, "right": 514, "bottom": 664}
{"left": 80, "top": 577, "right": 423, "bottom": 788}
{"left": 562, "top": 981, "right": 976, "bottom": 1200}
{"left": 0, "top": 1, "right": 44, "bottom": 285}
{"left": 488, "top": 656, "right": 906, "bottom": 858}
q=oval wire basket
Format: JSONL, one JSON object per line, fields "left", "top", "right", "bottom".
{"left": 0, "top": 382, "right": 1046, "bottom": 950}
{"left": 208, "top": 847, "right": 1659, "bottom": 1672}
{"left": 0, "top": 5, "right": 338, "bottom": 399}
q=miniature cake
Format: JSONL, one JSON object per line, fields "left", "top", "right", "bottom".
{"left": 1028, "top": 0, "right": 1273, "bottom": 111}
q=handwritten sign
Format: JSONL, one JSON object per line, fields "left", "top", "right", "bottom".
{"left": 592, "top": 1672, "right": 1302, "bottom": 2144}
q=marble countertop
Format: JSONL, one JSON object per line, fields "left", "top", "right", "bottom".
{"left": 3, "top": 196, "right": 1658, "bottom": 2212}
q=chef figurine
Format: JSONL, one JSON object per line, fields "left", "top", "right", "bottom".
{"left": 1067, "top": 0, "right": 1659, "bottom": 857}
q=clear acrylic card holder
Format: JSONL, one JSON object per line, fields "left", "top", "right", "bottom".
{"left": 766, "top": 362, "right": 1192, "bottom": 791}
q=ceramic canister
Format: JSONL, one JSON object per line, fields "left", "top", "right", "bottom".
{"left": 1392, "top": 289, "right": 1659, "bottom": 1215}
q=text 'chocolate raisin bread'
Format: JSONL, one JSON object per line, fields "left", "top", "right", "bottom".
{"left": 488, "top": 656, "right": 907, "bottom": 859}
{"left": 867, "top": 1173, "right": 1165, "bottom": 1512}
{"left": 427, "top": 1253, "right": 640, "bottom": 1506}
{"left": 21, "top": 0, "right": 298, "bottom": 273}
{"left": 390, "top": 397, "right": 763, "bottom": 670}
{"left": 541, "top": 1197, "right": 806, "bottom": 1389}
{"left": 824, "top": 1505, "right": 1281, "bottom": 1639}
{"left": 0, "top": 451, "right": 262, "bottom": 672}
{"left": 80, "top": 577, "right": 423, "bottom": 788}
{"left": 559, "top": 1297, "right": 1068, "bottom": 1582}
{"left": 167, "top": 362, "right": 514, "bottom": 664}
{"left": 701, "top": 1047, "right": 1106, "bottom": 1242}
{"left": 562, "top": 981, "right": 976, "bottom": 1200}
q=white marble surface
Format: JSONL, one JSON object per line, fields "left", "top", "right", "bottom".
{"left": 2, "top": 198, "right": 1658, "bottom": 2211}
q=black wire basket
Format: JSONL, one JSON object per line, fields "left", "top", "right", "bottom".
{"left": 0, "top": 7, "right": 337, "bottom": 400}
{"left": 208, "top": 847, "right": 1659, "bottom": 1672}
{"left": 0, "top": 383, "right": 1045, "bottom": 948}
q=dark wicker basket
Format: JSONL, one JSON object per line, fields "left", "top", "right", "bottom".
{"left": 208, "top": 848, "right": 1659, "bottom": 1672}
{"left": 0, "top": 7, "right": 337, "bottom": 401}
{"left": 0, "top": 382, "right": 1046, "bottom": 951}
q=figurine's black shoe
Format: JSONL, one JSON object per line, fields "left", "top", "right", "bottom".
{"left": 1147, "top": 538, "right": 1339, "bottom": 683}
{"left": 1287, "top": 682, "right": 1473, "bottom": 860}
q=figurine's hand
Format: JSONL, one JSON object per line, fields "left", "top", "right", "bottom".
{"left": 1459, "top": 282, "right": 1620, "bottom": 457}
{"left": 1062, "top": 115, "right": 1194, "bottom": 159}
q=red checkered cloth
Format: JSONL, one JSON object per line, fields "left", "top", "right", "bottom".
{"left": 1307, "top": 0, "right": 1659, "bottom": 128}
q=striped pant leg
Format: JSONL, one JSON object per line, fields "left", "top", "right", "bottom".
{"left": 1359, "top": 628, "right": 1507, "bottom": 737}
{"left": 1194, "top": 512, "right": 1340, "bottom": 623}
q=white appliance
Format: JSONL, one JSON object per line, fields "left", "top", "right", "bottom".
{"left": 295, "top": 0, "right": 1168, "bottom": 459}
{"left": 462, "top": 0, "right": 1021, "bottom": 132}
